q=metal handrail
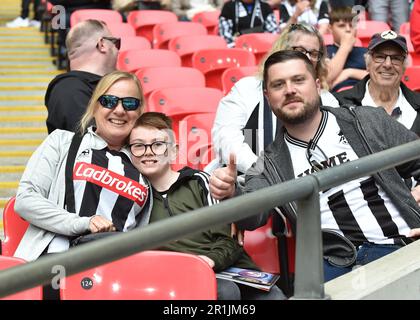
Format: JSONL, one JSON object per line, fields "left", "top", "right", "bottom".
{"left": 1, "top": 139, "right": 420, "bottom": 299}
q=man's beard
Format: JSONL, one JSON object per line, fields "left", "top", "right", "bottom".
{"left": 273, "top": 96, "right": 321, "bottom": 125}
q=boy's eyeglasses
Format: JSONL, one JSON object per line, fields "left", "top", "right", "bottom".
{"left": 98, "top": 95, "right": 141, "bottom": 111}
{"left": 100, "top": 36, "right": 121, "bottom": 50}
{"left": 370, "top": 52, "right": 406, "bottom": 66}
{"left": 130, "top": 141, "right": 171, "bottom": 157}
{"left": 291, "top": 46, "right": 323, "bottom": 62}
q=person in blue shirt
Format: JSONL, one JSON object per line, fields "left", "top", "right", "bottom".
{"left": 326, "top": 6, "right": 368, "bottom": 92}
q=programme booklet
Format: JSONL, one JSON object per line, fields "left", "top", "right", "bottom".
{"left": 216, "top": 267, "right": 280, "bottom": 291}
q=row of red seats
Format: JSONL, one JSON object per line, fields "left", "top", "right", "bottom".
{"left": 0, "top": 197, "right": 295, "bottom": 299}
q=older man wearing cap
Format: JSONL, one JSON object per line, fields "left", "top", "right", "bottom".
{"left": 334, "top": 30, "right": 420, "bottom": 135}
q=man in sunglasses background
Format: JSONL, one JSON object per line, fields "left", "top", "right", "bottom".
{"left": 334, "top": 30, "right": 420, "bottom": 136}
{"left": 45, "top": 19, "right": 119, "bottom": 134}
{"left": 209, "top": 50, "right": 420, "bottom": 282}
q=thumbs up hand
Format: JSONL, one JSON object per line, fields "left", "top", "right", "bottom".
{"left": 209, "top": 153, "right": 237, "bottom": 200}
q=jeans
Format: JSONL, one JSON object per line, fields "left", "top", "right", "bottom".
{"left": 368, "top": 0, "right": 409, "bottom": 32}
{"left": 324, "top": 242, "right": 402, "bottom": 282}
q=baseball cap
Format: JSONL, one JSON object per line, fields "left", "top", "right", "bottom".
{"left": 368, "top": 30, "right": 408, "bottom": 53}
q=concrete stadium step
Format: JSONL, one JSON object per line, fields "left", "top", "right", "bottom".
{"left": 0, "top": 0, "right": 53, "bottom": 234}
{"left": 0, "top": 133, "right": 47, "bottom": 140}
{"left": 0, "top": 155, "right": 33, "bottom": 166}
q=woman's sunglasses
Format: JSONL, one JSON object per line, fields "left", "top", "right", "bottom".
{"left": 98, "top": 95, "right": 141, "bottom": 111}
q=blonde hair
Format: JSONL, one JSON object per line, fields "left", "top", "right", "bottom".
{"left": 258, "top": 24, "right": 329, "bottom": 90}
{"left": 78, "top": 71, "right": 145, "bottom": 134}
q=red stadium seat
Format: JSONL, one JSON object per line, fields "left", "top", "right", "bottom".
{"left": 403, "top": 66, "right": 420, "bottom": 91}
{"left": 0, "top": 256, "right": 42, "bottom": 300}
{"left": 1, "top": 197, "right": 29, "bottom": 257}
{"left": 243, "top": 217, "right": 280, "bottom": 274}
{"left": 221, "top": 66, "right": 258, "bottom": 95}
{"left": 116, "top": 49, "right": 181, "bottom": 73}
{"left": 243, "top": 216, "right": 295, "bottom": 295}
{"left": 70, "top": 9, "right": 123, "bottom": 27}
{"left": 119, "top": 36, "right": 151, "bottom": 52}
{"left": 60, "top": 251, "right": 217, "bottom": 300}
{"left": 186, "top": 143, "right": 215, "bottom": 171}
{"left": 168, "top": 34, "right": 227, "bottom": 67}
{"left": 148, "top": 87, "right": 222, "bottom": 116}
{"left": 127, "top": 10, "right": 178, "bottom": 43}
{"left": 402, "top": 34, "right": 420, "bottom": 66}
{"left": 356, "top": 20, "right": 390, "bottom": 47}
{"left": 192, "top": 48, "right": 256, "bottom": 90}
{"left": 135, "top": 66, "right": 206, "bottom": 98}
{"left": 106, "top": 22, "right": 136, "bottom": 37}
{"left": 177, "top": 113, "right": 217, "bottom": 170}
{"left": 235, "top": 33, "right": 279, "bottom": 64}
{"left": 191, "top": 10, "right": 221, "bottom": 35}
{"left": 400, "top": 22, "right": 410, "bottom": 35}
{"left": 148, "top": 87, "right": 221, "bottom": 150}
{"left": 152, "top": 22, "right": 208, "bottom": 49}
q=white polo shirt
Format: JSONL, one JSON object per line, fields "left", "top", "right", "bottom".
{"left": 361, "top": 80, "right": 416, "bottom": 129}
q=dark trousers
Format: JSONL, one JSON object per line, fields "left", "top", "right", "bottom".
{"left": 324, "top": 242, "right": 402, "bottom": 282}
{"left": 21, "top": 0, "right": 41, "bottom": 19}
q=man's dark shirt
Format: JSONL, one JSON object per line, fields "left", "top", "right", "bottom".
{"left": 45, "top": 71, "right": 101, "bottom": 134}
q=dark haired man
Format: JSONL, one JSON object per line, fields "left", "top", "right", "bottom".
{"left": 209, "top": 50, "right": 420, "bottom": 281}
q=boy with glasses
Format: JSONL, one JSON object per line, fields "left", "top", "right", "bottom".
{"left": 128, "top": 112, "right": 286, "bottom": 300}
{"left": 334, "top": 30, "right": 420, "bottom": 136}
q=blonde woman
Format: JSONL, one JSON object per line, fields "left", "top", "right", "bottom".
{"left": 209, "top": 23, "right": 339, "bottom": 174}
{"left": 15, "top": 71, "right": 152, "bottom": 263}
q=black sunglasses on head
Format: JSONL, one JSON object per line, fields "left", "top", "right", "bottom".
{"left": 101, "top": 36, "right": 121, "bottom": 50}
{"left": 98, "top": 95, "right": 141, "bottom": 111}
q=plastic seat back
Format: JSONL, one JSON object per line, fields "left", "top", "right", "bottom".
{"left": 191, "top": 10, "right": 221, "bottom": 35}
{"left": 70, "top": 9, "right": 123, "bottom": 27}
{"left": 117, "top": 49, "right": 181, "bottom": 73}
{"left": 221, "top": 66, "right": 258, "bottom": 95}
{"left": 153, "top": 21, "right": 208, "bottom": 49}
{"left": 400, "top": 22, "right": 410, "bottom": 35}
{"left": 119, "top": 36, "right": 151, "bottom": 52}
{"left": 106, "top": 22, "right": 136, "bottom": 37}
{"left": 127, "top": 10, "right": 178, "bottom": 42}
{"left": 148, "top": 87, "right": 221, "bottom": 116}
{"left": 243, "top": 216, "right": 296, "bottom": 295}
{"left": 235, "top": 33, "right": 278, "bottom": 64}
{"left": 1, "top": 197, "right": 29, "bottom": 257}
{"left": 192, "top": 48, "right": 256, "bottom": 90}
{"left": 243, "top": 216, "right": 280, "bottom": 274}
{"left": 168, "top": 34, "right": 227, "bottom": 67}
{"left": 0, "top": 256, "right": 43, "bottom": 300}
{"left": 60, "top": 251, "right": 217, "bottom": 300}
{"left": 136, "top": 66, "right": 205, "bottom": 98}
{"left": 356, "top": 21, "right": 390, "bottom": 47}
{"left": 401, "top": 34, "right": 420, "bottom": 66}
{"left": 176, "top": 113, "right": 217, "bottom": 171}
{"left": 403, "top": 66, "right": 420, "bottom": 90}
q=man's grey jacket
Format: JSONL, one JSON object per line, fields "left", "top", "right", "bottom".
{"left": 236, "top": 105, "right": 420, "bottom": 235}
